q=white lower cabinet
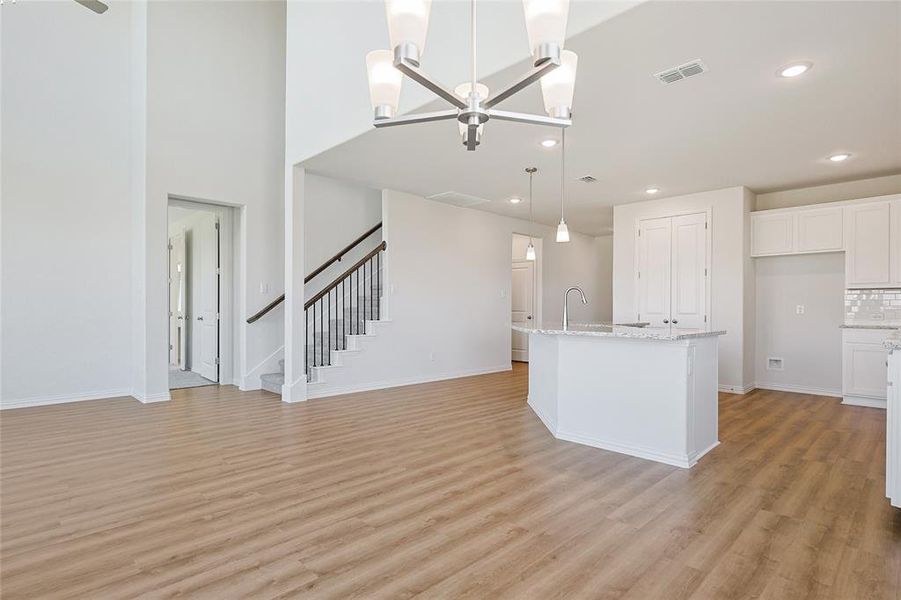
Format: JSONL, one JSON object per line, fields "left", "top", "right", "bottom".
{"left": 887, "top": 346, "right": 900, "bottom": 508}
{"left": 842, "top": 329, "right": 889, "bottom": 409}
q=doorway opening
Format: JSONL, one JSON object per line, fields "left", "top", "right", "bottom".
{"left": 511, "top": 233, "right": 542, "bottom": 362}
{"left": 167, "top": 199, "right": 236, "bottom": 390}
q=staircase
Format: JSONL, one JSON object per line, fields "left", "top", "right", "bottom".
{"left": 251, "top": 228, "right": 388, "bottom": 397}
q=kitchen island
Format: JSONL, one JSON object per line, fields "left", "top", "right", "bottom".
{"left": 515, "top": 323, "right": 726, "bottom": 468}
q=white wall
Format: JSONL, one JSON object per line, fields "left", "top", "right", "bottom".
{"left": 613, "top": 187, "right": 753, "bottom": 391}
{"left": 304, "top": 174, "right": 382, "bottom": 299}
{"left": 305, "top": 189, "right": 612, "bottom": 397}
{"left": 1, "top": 1, "right": 135, "bottom": 406}
{"left": 756, "top": 173, "right": 901, "bottom": 210}
{"left": 754, "top": 253, "right": 844, "bottom": 395}
{"left": 142, "top": 0, "right": 287, "bottom": 395}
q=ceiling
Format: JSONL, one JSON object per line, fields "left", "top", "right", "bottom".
{"left": 303, "top": 1, "right": 901, "bottom": 236}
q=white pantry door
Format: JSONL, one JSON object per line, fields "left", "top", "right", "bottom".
{"left": 195, "top": 215, "right": 220, "bottom": 382}
{"left": 637, "top": 217, "right": 673, "bottom": 326}
{"left": 670, "top": 213, "right": 708, "bottom": 328}
{"left": 637, "top": 213, "right": 708, "bottom": 328}
{"left": 168, "top": 232, "right": 187, "bottom": 369}
{"left": 511, "top": 261, "right": 535, "bottom": 362}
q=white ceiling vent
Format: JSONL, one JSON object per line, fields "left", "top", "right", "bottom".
{"left": 427, "top": 191, "right": 491, "bottom": 208}
{"left": 654, "top": 59, "right": 708, "bottom": 85}
{"left": 577, "top": 175, "right": 598, "bottom": 183}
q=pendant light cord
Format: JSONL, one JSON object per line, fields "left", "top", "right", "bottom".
{"left": 471, "top": 0, "right": 477, "bottom": 92}
{"left": 560, "top": 128, "right": 566, "bottom": 220}
{"left": 529, "top": 169, "right": 534, "bottom": 243}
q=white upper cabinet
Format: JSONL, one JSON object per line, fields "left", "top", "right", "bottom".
{"left": 796, "top": 206, "right": 844, "bottom": 253}
{"left": 751, "top": 212, "right": 794, "bottom": 256}
{"left": 845, "top": 201, "right": 892, "bottom": 288}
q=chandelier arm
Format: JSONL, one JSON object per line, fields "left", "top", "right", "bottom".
{"left": 481, "top": 57, "right": 560, "bottom": 110}
{"left": 487, "top": 109, "right": 571, "bottom": 128}
{"left": 394, "top": 57, "right": 468, "bottom": 110}
{"left": 372, "top": 110, "right": 459, "bottom": 128}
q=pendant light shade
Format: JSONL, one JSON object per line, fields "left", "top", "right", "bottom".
{"left": 385, "top": 0, "right": 432, "bottom": 56}
{"left": 526, "top": 242, "right": 537, "bottom": 261}
{"left": 556, "top": 220, "right": 570, "bottom": 243}
{"left": 366, "top": 50, "right": 403, "bottom": 118}
{"left": 522, "top": 0, "right": 570, "bottom": 60}
{"left": 540, "top": 49, "right": 578, "bottom": 118}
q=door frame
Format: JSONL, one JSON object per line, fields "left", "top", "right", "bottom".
{"left": 167, "top": 197, "right": 237, "bottom": 386}
{"left": 633, "top": 208, "right": 712, "bottom": 326}
{"left": 511, "top": 233, "right": 543, "bottom": 362}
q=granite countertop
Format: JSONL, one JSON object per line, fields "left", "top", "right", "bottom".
{"left": 840, "top": 323, "right": 901, "bottom": 330}
{"left": 885, "top": 330, "right": 901, "bottom": 351}
{"left": 512, "top": 323, "right": 726, "bottom": 341}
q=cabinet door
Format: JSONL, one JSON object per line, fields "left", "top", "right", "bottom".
{"left": 843, "top": 340, "right": 888, "bottom": 399}
{"left": 796, "top": 206, "right": 843, "bottom": 253}
{"left": 892, "top": 199, "right": 901, "bottom": 286}
{"left": 637, "top": 217, "right": 672, "bottom": 326}
{"left": 751, "top": 212, "right": 794, "bottom": 256}
{"left": 670, "top": 213, "right": 708, "bottom": 328}
{"left": 845, "top": 202, "right": 892, "bottom": 288}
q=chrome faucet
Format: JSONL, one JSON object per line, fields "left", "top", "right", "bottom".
{"left": 563, "top": 286, "right": 588, "bottom": 331}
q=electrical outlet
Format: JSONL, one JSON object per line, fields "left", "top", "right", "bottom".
{"left": 795, "top": 305, "right": 805, "bottom": 315}
{"left": 260, "top": 282, "right": 270, "bottom": 294}
{"left": 429, "top": 352, "right": 435, "bottom": 361}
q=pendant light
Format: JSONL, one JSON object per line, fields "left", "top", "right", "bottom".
{"left": 526, "top": 167, "right": 537, "bottom": 261}
{"left": 556, "top": 128, "right": 570, "bottom": 243}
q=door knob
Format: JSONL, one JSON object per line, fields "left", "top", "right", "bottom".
{"left": 197, "top": 316, "right": 204, "bottom": 321}
{"left": 663, "top": 319, "right": 670, "bottom": 324}
{"left": 672, "top": 319, "right": 679, "bottom": 324}
{"left": 527, "top": 315, "right": 533, "bottom": 320}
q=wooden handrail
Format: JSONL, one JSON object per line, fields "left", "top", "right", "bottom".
{"left": 304, "top": 241, "right": 386, "bottom": 310}
{"left": 246, "top": 222, "right": 383, "bottom": 324}
{"left": 304, "top": 222, "right": 382, "bottom": 284}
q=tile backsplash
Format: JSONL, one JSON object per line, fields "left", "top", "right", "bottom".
{"left": 845, "top": 289, "right": 901, "bottom": 324}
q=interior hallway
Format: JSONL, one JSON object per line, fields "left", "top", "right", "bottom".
{"left": 1, "top": 364, "right": 897, "bottom": 599}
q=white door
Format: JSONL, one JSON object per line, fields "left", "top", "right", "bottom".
{"left": 168, "top": 233, "right": 187, "bottom": 369}
{"left": 637, "top": 217, "right": 672, "bottom": 327}
{"left": 511, "top": 261, "right": 535, "bottom": 362}
{"left": 195, "top": 215, "right": 220, "bottom": 382}
{"left": 670, "top": 213, "right": 707, "bottom": 329}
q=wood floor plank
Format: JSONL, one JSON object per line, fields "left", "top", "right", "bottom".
{"left": 1, "top": 364, "right": 899, "bottom": 599}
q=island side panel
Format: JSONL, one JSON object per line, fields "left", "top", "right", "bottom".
{"left": 554, "top": 336, "right": 693, "bottom": 467}
{"left": 687, "top": 337, "right": 720, "bottom": 462}
{"left": 527, "top": 332, "right": 560, "bottom": 433}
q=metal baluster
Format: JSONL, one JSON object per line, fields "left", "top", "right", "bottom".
{"left": 369, "top": 258, "right": 373, "bottom": 324}
{"left": 304, "top": 307, "right": 308, "bottom": 376}
{"left": 376, "top": 250, "right": 380, "bottom": 320}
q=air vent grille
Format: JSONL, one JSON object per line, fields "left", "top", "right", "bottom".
{"left": 427, "top": 191, "right": 491, "bottom": 208}
{"left": 577, "top": 175, "right": 598, "bottom": 183}
{"left": 654, "top": 59, "right": 708, "bottom": 85}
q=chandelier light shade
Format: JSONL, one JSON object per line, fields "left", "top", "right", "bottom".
{"left": 556, "top": 220, "right": 570, "bottom": 243}
{"left": 366, "top": 50, "right": 404, "bottom": 118}
{"left": 526, "top": 242, "right": 537, "bottom": 261}
{"left": 540, "top": 49, "right": 578, "bottom": 118}
{"left": 385, "top": 0, "right": 432, "bottom": 60}
{"left": 369, "top": 0, "right": 573, "bottom": 151}
{"left": 523, "top": 0, "right": 570, "bottom": 63}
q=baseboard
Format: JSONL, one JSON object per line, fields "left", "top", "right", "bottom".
{"left": 306, "top": 364, "right": 513, "bottom": 400}
{"left": 1, "top": 388, "right": 134, "bottom": 410}
{"left": 842, "top": 395, "right": 887, "bottom": 409}
{"left": 718, "top": 383, "right": 757, "bottom": 394}
{"left": 240, "top": 345, "right": 284, "bottom": 391}
{"left": 527, "top": 397, "right": 557, "bottom": 433}
{"left": 281, "top": 376, "right": 307, "bottom": 404}
{"left": 755, "top": 382, "right": 842, "bottom": 398}
{"left": 555, "top": 429, "right": 712, "bottom": 469}
{"left": 133, "top": 391, "right": 171, "bottom": 404}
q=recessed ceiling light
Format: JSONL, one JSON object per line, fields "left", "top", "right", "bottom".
{"left": 646, "top": 187, "right": 660, "bottom": 195}
{"left": 829, "top": 153, "right": 851, "bottom": 162}
{"left": 779, "top": 62, "right": 812, "bottom": 78}
{"left": 508, "top": 197, "right": 522, "bottom": 204}
{"left": 541, "top": 139, "right": 558, "bottom": 148}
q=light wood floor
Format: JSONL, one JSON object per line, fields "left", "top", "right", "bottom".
{"left": 1, "top": 363, "right": 899, "bottom": 599}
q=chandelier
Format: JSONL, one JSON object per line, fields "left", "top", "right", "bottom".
{"left": 366, "top": 0, "right": 577, "bottom": 151}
